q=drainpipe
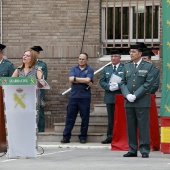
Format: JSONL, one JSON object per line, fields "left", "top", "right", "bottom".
{"left": 0, "top": 0, "right": 2, "bottom": 43}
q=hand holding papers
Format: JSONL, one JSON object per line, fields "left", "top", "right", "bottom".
{"left": 109, "top": 74, "right": 122, "bottom": 85}
{"left": 109, "top": 74, "right": 122, "bottom": 91}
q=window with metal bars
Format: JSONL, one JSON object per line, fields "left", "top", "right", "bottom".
{"left": 101, "top": 1, "right": 160, "bottom": 55}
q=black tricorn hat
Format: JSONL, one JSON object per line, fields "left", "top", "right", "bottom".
{"left": 142, "top": 51, "right": 155, "bottom": 58}
{"left": 0, "top": 44, "right": 6, "bottom": 52}
{"left": 30, "top": 46, "right": 43, "bottom": 52}
{"left": 136, "top": 42, "right": 148, "bottom": 48}
{"left": 110, "top": 48, "right": 122, "bottom": 55}
{"left": 130, "top": 42, "right": 147, "bottom": 50}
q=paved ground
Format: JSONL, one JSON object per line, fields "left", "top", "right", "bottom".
{"left": 0, "top": 142, "right": 170, "bottom": 170}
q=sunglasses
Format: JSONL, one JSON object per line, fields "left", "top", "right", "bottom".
{"left": 23, "top": 54, "right": 30, "bottom": 57}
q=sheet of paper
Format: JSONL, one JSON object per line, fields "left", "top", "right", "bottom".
{"left": 109, "top": 74, "right": 122, "bottom": 84}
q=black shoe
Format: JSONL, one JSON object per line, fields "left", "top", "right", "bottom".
{"left": 80, "top": 139, "right": 86, "bottom": 144}
{"left": 123, "top": 152, "right": 137, "bottom": 157}
{"left": 142, "top": 153, "right": 149, "bottom": 158}
{"left": 60, "top": 138, "right": 70, "bottom": 143}
{"left": 101, "top": 139, "right": 111, "bottom": 144}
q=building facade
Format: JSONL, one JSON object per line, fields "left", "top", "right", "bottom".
{"left": 0, "top": 0, "right": 162, "bottom": 127}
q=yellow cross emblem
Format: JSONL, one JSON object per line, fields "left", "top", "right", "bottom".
{"left": 167, "top": 20, "right": 170, "bottom": 28}
{"left": 165, "top": 105, "right": 170, "bottom": 113}
{"left": 167, "top": 63, "right": 170, "bottom": 69}
{"left": 167, "top": 0, "right": 170, "bottom": 7}
{"left": 167, "top": 42, "right": 170, "bottom": 49}
{"left": 31, "top": 78, "right": 35, "bottom": 84}
{"left": 167, "top": 84, "right": 170, "bottom": 90}
{"left": 14, "top": 93, "right": 26, "bottom": 108}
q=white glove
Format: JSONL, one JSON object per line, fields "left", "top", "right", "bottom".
{"left": 126, "top": 94, "right": 135, "bottom": 102}
{"left": 114, "top": 83, "right": 119, "bottom": 90}
{"left": 109, "top": 85, "right": 116, "bottom": 91}
{"left": 131, "top": 95, "right": 136, "bottom": 101}
{"left": 109, "top": 83, "right": 119, "bottom": 91}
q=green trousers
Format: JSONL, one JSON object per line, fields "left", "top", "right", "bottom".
{"left": 125, "top": 107, "right": 150, "bottom": 154}
{"left": 38, "top": 106, "right": 45, "bottom": 132}
{"left": 106, "top": 103, "right": 115, "bottom": 141}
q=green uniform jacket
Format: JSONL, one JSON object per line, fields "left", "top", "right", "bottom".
{"left": 150, "top": 66, "right": 160, "bottom": 94}
{"left": 99, "top": 63, "right": 124, "bottom": 104}
{"left": 120, "top": 60, "right": 154, "bottom": 107}
{"left": 36, "top": 60, "right": 48, "bottom": 99}
{"left": 36, "top": 60, "right": 48, "bottom": 80}
{"left": 0, "top": 59, "right": 14, "bottom": 77}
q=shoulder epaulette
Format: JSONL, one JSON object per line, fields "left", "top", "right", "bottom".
{"left": 148, "top": 61, "right": 153, "bottom": 65}
{"left": 5, "top": 60, "right": 12, "bottom": 63}
{"left": 104, "top": 64, "right": 112, "bottom": 68}
{"left": 145, "top": 60, "right": 152, "bottom": 64}
{"left": 124, "top": 61, "right": 132, "bottom": 64}
{"left": 38, "top": 60, "right": 45, "bottom": 64}
{"left": 154, "top": 66, "right": 159, "bottom": 70}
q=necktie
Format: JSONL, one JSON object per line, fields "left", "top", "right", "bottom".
{"left": 113, "top": 66, "right": 116, "bottom": 73}
{"left": 134, "top": 63, "right": 137, "bottom": 69}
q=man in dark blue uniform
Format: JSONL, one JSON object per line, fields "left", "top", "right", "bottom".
{"left": 61, "top": 53, "right": 94, "bottom": 144}
{"left": 99, "top": 49, "right": 124, "bottom": 144}
{"left": 142, "top": 51, "right": 160, "bottom": 94}
{"left": 121, "top": 43, "right": 154, "bottom": 158}
{"left": 0, "top": 44, "right": 14, "bottom": 77}
{"left": 31, "top": 46, "right": 48, "bottom": 132}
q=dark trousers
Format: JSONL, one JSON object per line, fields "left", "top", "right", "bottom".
{"left": 106, "top": 103, "right": 115, "bottom": 141}
{"left": 125, "top": 107, "right": 150, "bottom": 154}
{"left": 63, "top": 98, "right": 91, "bottom": 140}
{"left": 38, "top": 89, "right": 45, "bottom": 132}
{"left": 38, "top": 106, "right": 45, "bottom": 132}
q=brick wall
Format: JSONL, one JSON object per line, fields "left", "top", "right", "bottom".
{"left": 2, "top": 0, "right": 100, "bottom": 46}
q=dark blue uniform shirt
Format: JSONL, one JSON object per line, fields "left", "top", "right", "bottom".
{"left": 69, "top": 64, "right": 94, "bottom": 98}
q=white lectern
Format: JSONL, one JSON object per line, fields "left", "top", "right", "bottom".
{"left": 1, "top": 77, "right": 37, "bottom": 158}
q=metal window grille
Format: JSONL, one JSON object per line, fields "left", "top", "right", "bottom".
{"left": 101, "top": 0, "right": 160, "bottom": 54}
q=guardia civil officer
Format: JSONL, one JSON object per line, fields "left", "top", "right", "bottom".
{"left": 99, "top": 49, "right": 124, "bottom": 144}
{"left": 142, "top": 51, "right": 160, "bottom": 94}
{"left": 120, "top": 43, "right": 154, "bottom": 158}
{"left": 61, "top": 53, "right": 94, "bottom": 144}
{"left": 0, "top": 44, "right": 14, "bottom": 77}
{"left": 30, "top": 46, "right": 48, "bottom": 132}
